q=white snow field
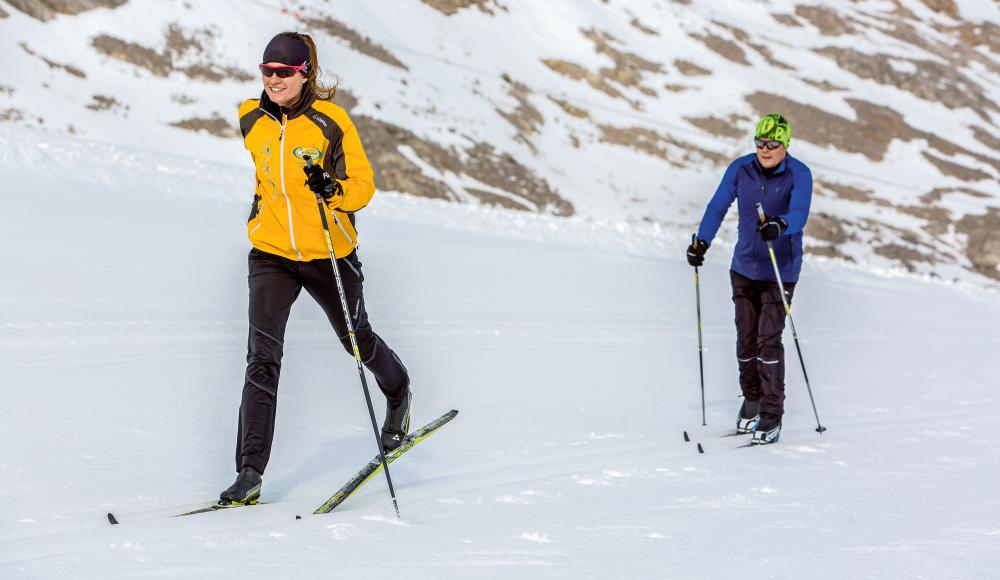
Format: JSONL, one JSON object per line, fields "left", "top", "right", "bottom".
{"left": 1, "top": 128, "right": 1000, "bottom": 579}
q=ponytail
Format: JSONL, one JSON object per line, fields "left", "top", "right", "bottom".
{"left": 276, "top": 31, "right": 338, "bottom": 101}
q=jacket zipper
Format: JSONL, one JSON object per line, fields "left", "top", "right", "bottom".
{"left": 278, "top": 113, "right": 302, "bottom": 261}
{"left": 332, "top": 209, "right": 354, "bottom": 245}
{"left": 757, "top": 179, "right": 766, "bottom": 280}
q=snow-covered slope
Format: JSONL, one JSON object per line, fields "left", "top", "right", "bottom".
{"left": 1, "top": 0, "right": 998, "bottom": 286}
{"left": 2, "top": 115, "right": 1000, "bottom": 579}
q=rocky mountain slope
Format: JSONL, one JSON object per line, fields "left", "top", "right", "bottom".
{"left": 1, "top": 0, "right": 998, "bottom": 285}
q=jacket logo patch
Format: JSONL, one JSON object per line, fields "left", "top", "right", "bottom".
{"left": 293, "top": 146, "right": 322, "bottom": 162}
{"left": 310, "top": 114, "right": 329, "bottom": 128}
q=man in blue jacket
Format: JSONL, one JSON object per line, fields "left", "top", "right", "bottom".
{"left": 686, "top": 113, "right": 812, "bottom": 445}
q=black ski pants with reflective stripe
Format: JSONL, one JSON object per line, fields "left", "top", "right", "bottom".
{"left": 731, "top": 270, "right": 795, "bottom": 427}
{"left": 236, "top": 248, "right": 409, "bottom": 475}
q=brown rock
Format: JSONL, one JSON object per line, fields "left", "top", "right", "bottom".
{"left": 691, "top": 32, "right": 749, "bottom": 65}
{"left": 674, "top": 59, "right": 711, "bottom": 77}
{"left": 685, "top": 115, "right": 745, "bottom": 139}
{"left": 170, "top": 114, "right": 237, "bottom": 138}
{"left": 419, "top": 0, "right": 504, "bottom": 16}
{"left": 19, "top": 42, "right": 87, "bottom": 78}
{"left": 957, "top": 208, "right": 1000, "bottom": 280}
{"left": 794, "top": 5, "right": 855, "bottom": 36}
{"left": 5, "top": 0, "right": 126, "bottom": 21}
{"left": 921, "top": 152, "right": 993, "bottom": 181}
{"left": 918, "top": 0, "right": 959, "bottom": 17}
{"left": 548, "top": 97, "right": 590, "bottom": 119}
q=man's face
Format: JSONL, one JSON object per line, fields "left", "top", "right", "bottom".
{"left": 755, "top": 138, "right": 787, "bottom": 169}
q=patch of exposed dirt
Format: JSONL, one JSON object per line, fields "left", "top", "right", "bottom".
{"left": 918, "top": 0, "right": 959, "bottom": 17}
{"left": 0, "top": 108, "right": 25, "bottom": 122}
{"left": 582, "top": 28, "right": 663, "bottom": 97}
{"left": 85, "top": 95, "right": 128, "bottom": 113}
{"left": 420, "top": 0, "right": 505, "bottom": 16}
{"left": 542, "top": 59, "right": 632, "bottom": 105}
{"left": 920, "top": 187, "right": 990, "bottom": 204}
{"left": 20, "top": 42, "right": 86, "bottom": 78}
{"left": 5, "top": 0, "right": 126, "bottom": 21}
{"left": 972, "top": 127, "right": 1000, "bottom": 152}
{"left": 92, "top": 34, "right": 172, "bottom": 76}
{"left": 0, "top": 4, "right": 8, "bottom": 17}
{"left": 950, "top": 21, "right": 1000, "bottom": 54}
{"left": 685, "top": 114, "right": 745, "bottom": 139}
{"left": 805, "top": 213, "right": 855, "bottom": 261}
{"left": 171, "top": 94, "right": 197, "bottom": 105}
{"left": 922, "top": 151, "right": 992, "bottom": 181}
{"left": 629, "top": 17, "right": 658, "bottom": 36}
{"left": 711, "top": 21, "right": 795, "bottom": 70}
{"left": 815, "top": 47, "right": 998, "bottom": 121}
{"left": 597, "top": 124, "right": 728, "bottom": 167}
{"left": 664, "top": 83, "right": 691, "bottom": 92}
{"left": 691, "top": 31, "right": 749, "bottom": 65}
{"left": 548, "top": 97, "right": 590, "bottom": 119}
{"left": 873, "top": 242, "right": 935, "bottom": 272}
{"left": 673, "top": 59, "right": 711, "bottom": 77}
{"left": 771, "top": 13, "right": 801, "bottom": 27}
{"left": 463, "top": 142, "right": 573, "bottom": 215}
{"left": 302, "top": 17, "right": 407, "bottom": 71}
{"left": 91, "top": 25, "right": 252, "bottom": 82}
{"left": 896, "top": 204, "right": 951, "bottom": 236}
{"left": 0, "top": 85, "right": 14, "bottom": 96}
{"left": 801, "top": 78, "right": 847, "bottom": 92}
{"left": 339, "top": 90, "right": 572, "bottom": 216}
{"left": 794, "top": 5, "right": 855, "bottom": 36}
{"left": 957, "top": 207, "right": 1000, "bottom": 280}
{"left": 496, "top": 74, "right": 543, "bottom": 154}
{"left": 170, "top": 114, "right": 237, "bottom": 138}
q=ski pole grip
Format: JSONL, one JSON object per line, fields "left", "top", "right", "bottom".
{"left": 755, "top": 202, "right": 766, "bottom": 224}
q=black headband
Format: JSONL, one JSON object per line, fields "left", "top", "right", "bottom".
{"left": 262, "top": 34, "right": 310, "bottom": 70}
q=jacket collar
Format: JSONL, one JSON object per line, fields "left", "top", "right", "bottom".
{"left": 753, "top": 154, "right": 788, "bottom": 176}
{"left": 259, "top": 88, "right": 316, "bottom": 121}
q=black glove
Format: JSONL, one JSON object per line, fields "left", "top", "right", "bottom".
{"left": 303, "top": 163, "right": 343, "bottom": 201}
{"left": 757, "top": 216, "right": 787, "bottom": 241}
{"left": 686, "top": 239, "right": 708, "bottom": 267}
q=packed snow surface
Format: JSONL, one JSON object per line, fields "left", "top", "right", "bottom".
{"left": 1, "top": 128, "right": 999, "bottom": 579}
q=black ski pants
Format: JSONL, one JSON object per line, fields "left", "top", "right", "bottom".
{"left": 236, "top": 248, "right": 409, "bottom": 475}
{"left": 731, "top": 270, "right": 795, "bottom": 427}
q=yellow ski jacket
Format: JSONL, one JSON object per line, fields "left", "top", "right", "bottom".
{"left": 239, "top": 91, "right": 375, "bottom": 261}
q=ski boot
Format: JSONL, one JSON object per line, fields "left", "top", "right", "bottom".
{"left": 219, "top": 466, "right": 262, "bottom": 505}
{"left": 381, "top": 389, "right": 412, "bottom": 453}
{"left": 736, "top": 398, "right": 760, "bottom": 434}
{"left": 750, "top": 420, "right": 781, "bottom": 445}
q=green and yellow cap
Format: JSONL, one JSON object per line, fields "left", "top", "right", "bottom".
{"left": 754, "top": 113, "right": 791, "bottom": 148}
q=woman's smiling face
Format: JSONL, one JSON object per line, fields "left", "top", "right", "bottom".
{"left": 261, "top": 63, "right": 305, "bottom": 108}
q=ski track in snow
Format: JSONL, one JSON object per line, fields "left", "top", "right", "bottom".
{"left": 2, "top": 140, "right": 1000, "bottom": 577}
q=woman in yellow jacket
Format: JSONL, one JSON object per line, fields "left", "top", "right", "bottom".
{"left": 221, "top": 32, "right": 411, "bottom": 505}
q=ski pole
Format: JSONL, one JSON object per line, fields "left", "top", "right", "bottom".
{"left": 755, "top": 203, "right": 826, "bottom": 433}
{"left": 692, "top": 234, "right": 706, "bottom": 426}
{"left": 305, "top": 155, "right": 402, "bottom": 517}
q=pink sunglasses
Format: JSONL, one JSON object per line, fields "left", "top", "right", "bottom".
{"left": 259, "top": 62, "right": 308, "bottom": 78}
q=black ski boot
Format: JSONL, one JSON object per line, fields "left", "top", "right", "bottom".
{"left": 220, "top": 466, "right": 262, "bottom": 505}
{"left": 736, "top": 398, "right": 760, "bottom": 434}
{"left": 381, "top": 389, "right": 412, "bottom": 453}
{"left": 751, "top": 418, "right": 781, "bottom": 445}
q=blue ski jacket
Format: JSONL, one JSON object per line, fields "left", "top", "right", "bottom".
{"left": 696, "top": 153, "right": 813, "bottom": 283}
